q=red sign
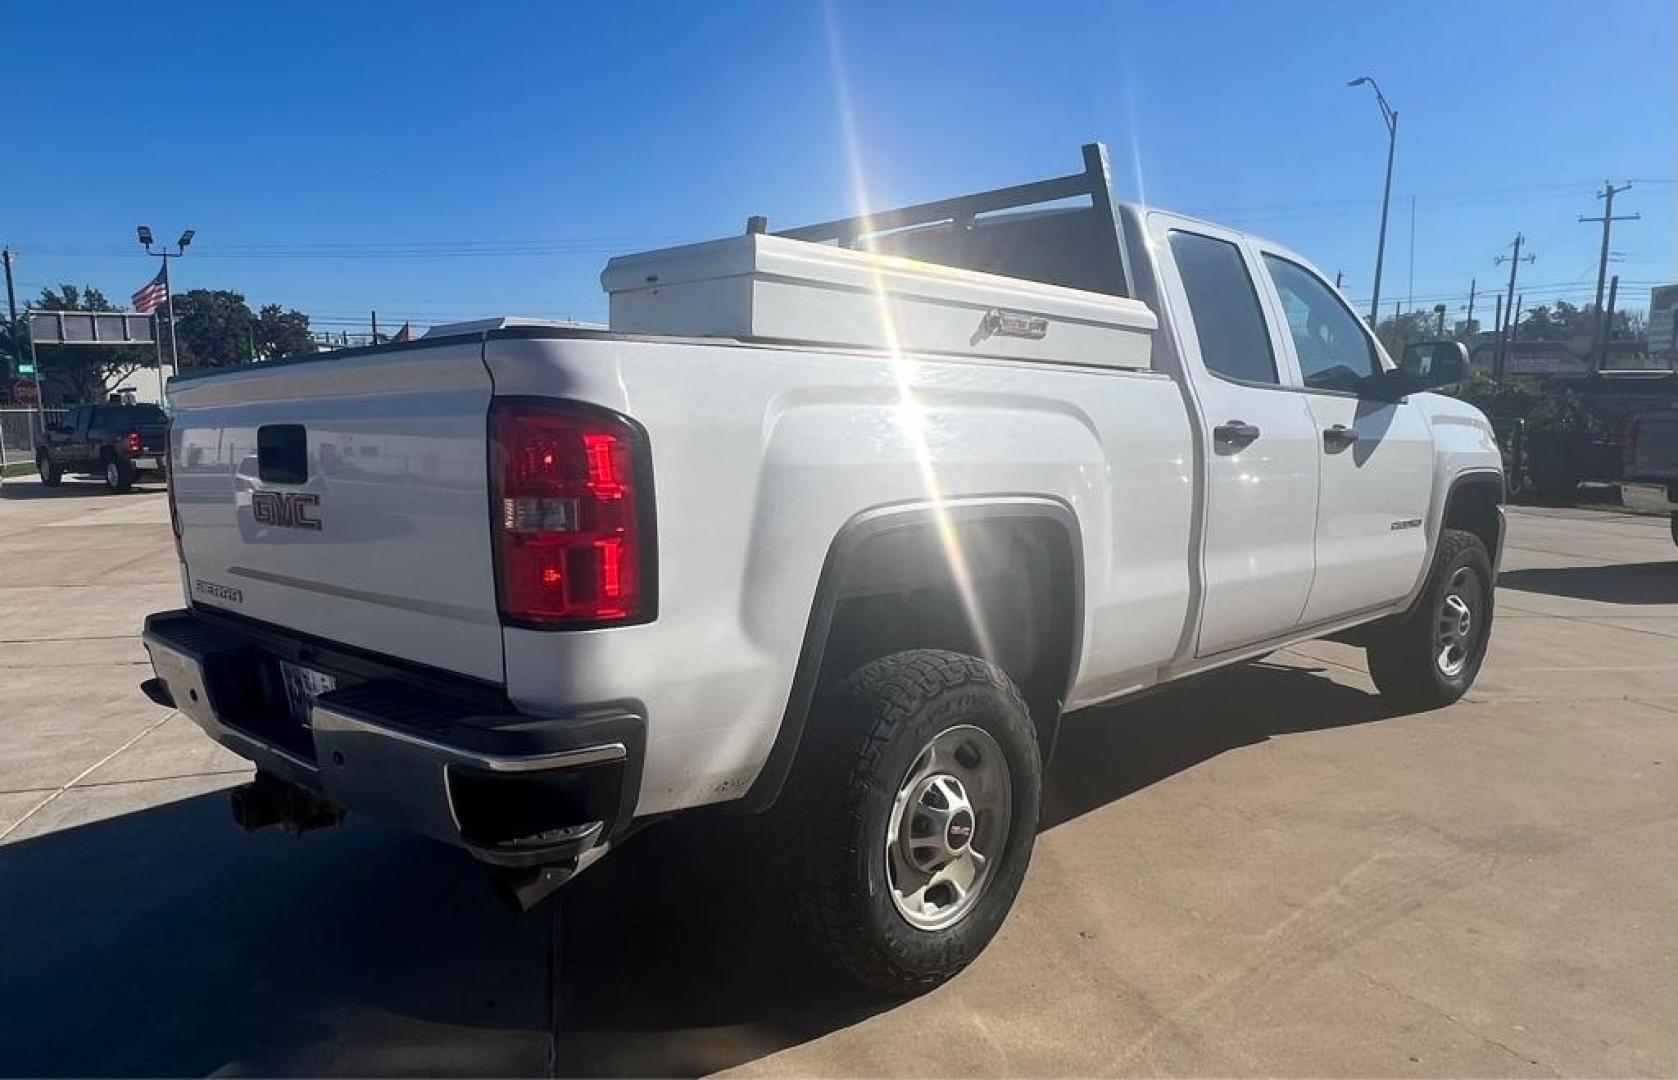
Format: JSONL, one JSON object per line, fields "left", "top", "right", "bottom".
{"left": 11, "top": 379, "right": 39, "bottom": 405}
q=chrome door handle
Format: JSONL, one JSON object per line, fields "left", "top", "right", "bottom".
{"left": 1323, "top": 424, "right": 1360, "bottom": 450}
{"left": 1214, "top": 420, "right": 1261, "bottom": 447}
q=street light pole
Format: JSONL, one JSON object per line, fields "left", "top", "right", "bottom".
{"left": 137, "top": 226, "right": 194, "bottom": 383}
{"left": 1348, "top": 76, "right": 1398, "bottom": 323}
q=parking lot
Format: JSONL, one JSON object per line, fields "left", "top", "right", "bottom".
{"left": 0, "top": 476, "right": 1673, "bottom": 1077}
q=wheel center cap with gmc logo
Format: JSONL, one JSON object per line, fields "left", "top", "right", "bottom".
{"left": 945, "top": 810, "right": 975, "bottom": 852}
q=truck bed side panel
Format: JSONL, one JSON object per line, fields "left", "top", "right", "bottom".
{"left": 487, "top": 336, "right": 1193, "bottom": 816}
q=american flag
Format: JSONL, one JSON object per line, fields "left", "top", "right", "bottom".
{"left": 131, "top": 269, "right": 168, "bottom": 314}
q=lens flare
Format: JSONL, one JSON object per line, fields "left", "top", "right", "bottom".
{"left": 822, "top": 2, "right": 996, "bottom": 665}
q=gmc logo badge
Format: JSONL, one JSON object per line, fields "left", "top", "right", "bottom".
{"left": 252, "top": 490, "right": 322, "bottom": 531}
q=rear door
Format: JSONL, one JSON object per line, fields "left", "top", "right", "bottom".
{"left": 70, "top": 406, "right": 97, "bottom": 468}
{"left": 1255, "top": 249, "right": 1433, "bottom": 621}
{"left": 169, "top": 339, "right": 505, "bottom": 682}
{"left": 47, "top": 407, "right": 83, "bottom": 466}
{"left": 1151, "top": 215, "right": 1323, "bottom": 655}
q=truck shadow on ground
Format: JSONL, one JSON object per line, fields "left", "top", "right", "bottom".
{"left": 0, "top": 661, "right": 1400, "bottom": 1078}
{"left": 0, "top": 479, "right": 158, "bottom": 499}
{"left": 1498, "top": 561, "right": 1678, "bottom": 606}
{"left": 551, "top": 659, "right": 1398, "bottom": 1076}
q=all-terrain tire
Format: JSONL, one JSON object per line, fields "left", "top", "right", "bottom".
{"left": 1366, "top": 529, "right": 1494, "bottom": 709}
{"left": 37, "top": 452, "right": 61, "bottom": 486}
{"left": 774, "top": 649, "right": 1042, "bottom": 996}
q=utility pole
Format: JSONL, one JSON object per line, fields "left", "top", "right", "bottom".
{"left": 1334, "top": 270, "right": 1343, "bottom": 289}
{"left": 1465, "top": 278, "right": 1477, "bottom": 337}
{"left": 1579, "top": 181, "right": 1637, "bottom": 369}
{"left": 1601, "top": 275, "right": 1620, "bottom": 371}
{"left": 370, "top": 310, "right": 379, "bottom": 345}
{"left": 1434, "top": 304, "right": 1447, "bottom": 336}
{"left": 1493, "top": 294, "right": 1504, "bottom": 354}
{"left": 2, "top": 248, "right": 17, "bottom": 329}
{"left": 1407, "top": 194, "right": 1416, "bottom": 312}
{"left": 1508, "top": 292, "right": 1525, "bottom": 372}
{"left": 1494, "top": 234, "right": 1535, "bottom": 379}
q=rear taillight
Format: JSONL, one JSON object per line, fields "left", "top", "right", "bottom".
{"left": 126, "top": 429, "right": 141, "bottom": 455}
{"left": 490, "top": 399, "right": 654, "bottom": 627}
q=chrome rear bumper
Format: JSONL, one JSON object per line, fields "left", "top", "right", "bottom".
{"left": 141, "top": 608, "right": 642, "bottom": 868}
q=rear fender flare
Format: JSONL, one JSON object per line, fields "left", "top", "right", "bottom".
{"left": 739, "top": 495, "right": 1084, "bottom": 813}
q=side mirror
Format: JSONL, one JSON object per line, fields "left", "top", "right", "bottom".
{"left": 1398, "top": 339, "right": 1468, "bottom": 389}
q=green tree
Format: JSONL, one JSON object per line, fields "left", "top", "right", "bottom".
{"left": 1374, "top": 310, "right": 1444, "bottom": 356}
{"left": 168, "top": 288, "right": 255, "bottom": 367}
{"left": 31, "top": 284, "right": 156, "bottom": 403}
{"left": 254, "top": 303, "right": 314, "bottom": 359}
{"left": 1514, "top": 299, "right": 1644, "bottom": 346}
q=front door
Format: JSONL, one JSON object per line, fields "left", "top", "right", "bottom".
{"left": 1256, "top": 251, "right": 1433, "bottom": 621}
{"left": 1154, "top": 219, "right": 1323, "bottom": 656}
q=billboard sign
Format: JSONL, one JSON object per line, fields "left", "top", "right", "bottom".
{"left": 27, "top": 310, "right": 156, "bottom": 346}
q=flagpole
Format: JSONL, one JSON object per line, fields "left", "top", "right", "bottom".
{"left": 162, "top": 254, "right": 180, "bottom": 374}
{"left": 153, "top": 313, "right": 166, "bottom": 404}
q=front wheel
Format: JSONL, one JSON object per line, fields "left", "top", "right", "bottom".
{"left": 1366, "top": 529, "right": 1494, "bottom": 708}
{"left": 775, "top": 649, "right": 1042, "bottom": 995}
{"left": 37, "top": 452, "right": 61, "bottom": 486}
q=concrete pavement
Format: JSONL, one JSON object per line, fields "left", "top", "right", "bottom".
{"left": 1, "top": 478, "right": 1673, "bottom": 1076}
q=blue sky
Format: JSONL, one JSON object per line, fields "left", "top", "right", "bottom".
{"left": 6, "top": 0, "right": 1673, "bottom": 335}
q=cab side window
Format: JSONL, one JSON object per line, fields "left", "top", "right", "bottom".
{"left": 1263, "top": 255, "right": 1379, "bottom": 393}
{"left": 1169, "top": 231, "right": 1278, "bottom": 386}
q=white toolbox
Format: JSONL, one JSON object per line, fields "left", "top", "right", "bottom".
{"left": 601, "top": 233, "right": 1156, "bottom": 368}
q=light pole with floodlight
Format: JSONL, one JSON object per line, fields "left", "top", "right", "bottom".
{"left": 138, "top": 226, "right": 193, "bottom": 374}
{"left": 1347, "top": 76, "right": 1397, "bottom": 323}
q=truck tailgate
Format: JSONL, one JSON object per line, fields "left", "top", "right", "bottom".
{"left": 1628, "top": 410, "right": 1678, "bottom": 480}
{"left": 168, "top": 339, "right": 504, "bottom": 682}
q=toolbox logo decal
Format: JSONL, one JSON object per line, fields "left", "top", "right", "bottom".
{"left": 252, "top": 490, "right": 322, "bottom": 531}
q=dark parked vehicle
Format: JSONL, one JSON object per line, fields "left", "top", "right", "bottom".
{"left": 1623, "top": 406, "right": 1678, "bottom": 547}
{"left": 36, "top": 403, "right": 169, "bottom": 492}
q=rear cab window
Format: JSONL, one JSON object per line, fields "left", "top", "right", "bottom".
{"left": 100, "top": 405, "right": 169, "bottom": 427}
{"left": 1167, "top": 231, "right": 1279, "bottom": 386}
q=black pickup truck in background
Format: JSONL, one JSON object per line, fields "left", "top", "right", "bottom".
{"left": 36, "top": 403, "right": 169, "bottom": 492}
{"left": 1623, "top": 406, "right": 1678, "bottom": 547}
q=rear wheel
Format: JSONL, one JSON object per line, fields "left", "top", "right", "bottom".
{"left": 37, "top": 452, "right": 61, "bottom": 486}
{"left": 776, "top": 649, "right": 1041, "bottom": 995}
{"left": 1366, "top": 529, "right": 1494, "bottom": 708}
{"left": 103, "top": 454, "right": 133, "bottom": 493}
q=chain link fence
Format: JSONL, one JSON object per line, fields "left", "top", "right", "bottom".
{"left": 0, "top": 408, "right": 72, "bottom": 475}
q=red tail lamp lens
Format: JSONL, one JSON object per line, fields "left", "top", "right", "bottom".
{"left": 491, "top": 400, "right": 651, "bottom": 626}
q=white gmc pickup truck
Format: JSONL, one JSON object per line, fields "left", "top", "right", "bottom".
{"left": 141, "top": 144, "right": 1504, "bottom": 993}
